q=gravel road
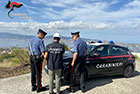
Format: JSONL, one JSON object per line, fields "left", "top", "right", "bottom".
{"left": 0, "top": 60, "right": 140, "bottom": 94}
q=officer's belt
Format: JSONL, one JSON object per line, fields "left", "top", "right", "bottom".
{"left": 30, "top": 55, "right": 41, "bottom": 57}
{"left": 30, "top": 55, "right": 42, "bottom": 59}
{"left": 78, "top": 55, "right": 86, "bottom": 58}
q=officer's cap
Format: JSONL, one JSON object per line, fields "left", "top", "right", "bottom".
{"left": 71, "top": 31, "right": 80, "bottom": 36}
{"left": 37, "top": 29, "right": 47, "bottom": 35}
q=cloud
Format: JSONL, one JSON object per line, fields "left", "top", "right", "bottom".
{"left": 31, "top": 0, "right": 78, "bottom": 7}
{"left": 23, "top": 3, "right": 39, "bottom": 9}
{"left": 1, "top": 18, "right": 140, "bottom": 36}
{"left": 0, "top": 21, "right": 114, "bottom": 35}
{"left": 35, "top": 1, "right": 113, "bottom": 22}
{"left": 27, "top": 9, "right": 39, "bottom": 15}
{"left": 124, "top": 0, "right": 140, "bottom": 8}
{"left": 1, "top": 0, "right": 140, "bottom": 36}
{"left": 30, "top": 0, "right": 140, "bottom": 30}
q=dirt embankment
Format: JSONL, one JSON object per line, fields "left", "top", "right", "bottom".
{"left": 0, "top": 64, "right": 30, "bottom": 78}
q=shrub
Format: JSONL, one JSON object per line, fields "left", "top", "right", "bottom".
{"left": 11, "top": 57, "right": 20, "bottom": 63}
{"left": 11, "top": 47, "right": 30, "bottom": 65}
{"left": 0, "top": 47, "right": 30, "bottom": 65}
{"left": 0, "top": 54, "right": 15, "bottom": 62}
{"left": 134, "top": 55, "right": 140, "bottom": 60}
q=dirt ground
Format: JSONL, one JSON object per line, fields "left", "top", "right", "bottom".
{"left": 0, "top": 60, "right": 140, "bottom": 94}
{"left": 0, "top": 64, "right": 30, "bottom": 78}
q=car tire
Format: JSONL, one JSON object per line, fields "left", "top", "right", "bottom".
{"left": 75, "top": 68, "right": 87, "bottom": 85}
{"left": 75, "top": 69, "right": 80, "bottom": 85}
{"left": 63, "top": 68, "right": 70, "bottom": 82}
{"left": 123, "top": 65, "right": 134, "bottom": 78}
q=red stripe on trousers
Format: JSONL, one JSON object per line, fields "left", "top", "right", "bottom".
{"left": 69, "top": 66, "right": 74, "bottom": 90}
{"left": 39, "top": 63, "right": 42, "bottom": 88}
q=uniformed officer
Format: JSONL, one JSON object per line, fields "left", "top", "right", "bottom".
{"left": 44, "top": 33, "right": 65, "bottom": 94}
{"left": 68, "top": 31, "right": 88, "bottom": 93}
{"left": 28, "top": 29, "right": 47, "bottom": 93}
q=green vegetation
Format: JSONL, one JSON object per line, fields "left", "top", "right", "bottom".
{"left": 0, "top": 47, "right": 30, "bottom": 66}
{"left": 0, "top": 47, "right": 30, "bottom": 78}
{"left": 134, "top": 55, "right": 140, "bottom": 60}
{"left": 11, "top": 47, "right": 30, "bottom": 65}
{"left": 0, "top": 42, "right": 70, "bottom": 67}
{"left": 61, "top": 42, "right": 70, "bottom": 51}
{"left": 0, "top": 54, "right": 14, "bottom": 62}
{"left": 20, "top": 70, "right": 29, "bottom": 75}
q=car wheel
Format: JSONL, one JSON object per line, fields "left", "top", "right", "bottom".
{"left": 63, "top": 68, "right": 70, "bottom": 82}
{"left": 75, "top": 70, "right": 80, "bottom": 85}
{"left": 75, "top": 69, "right": 87, "bottom": 85}
{"left": 123, "top": 65, "right": 134, "bottom": 78}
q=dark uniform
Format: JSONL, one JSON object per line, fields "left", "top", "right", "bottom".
{"left": 46, "top": 42, "right": 65, "bottom": 70}
{"left": 70, "top": 33, "right": 87, "bottom": 92}
{"left": 46, "top": 41, "right": 65, "bottom": 94}
{"left": 28, "top": 36, "right": 46, "bottom": 90}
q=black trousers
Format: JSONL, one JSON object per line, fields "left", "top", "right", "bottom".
{"left": 71, "top": 56, "right": 86, "bottom": 89}
{"left": 30, "top": 56, "right": 43, "bottom": 89}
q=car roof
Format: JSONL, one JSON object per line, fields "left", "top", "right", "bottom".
{"left": 87, "top": 42, "right": 127, "bottom": 49}
{"left": 87, "top": 42, "right": 111, "bottom": 46}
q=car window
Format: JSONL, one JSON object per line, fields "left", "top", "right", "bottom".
{"left": 94, "top": 46, "right": 109, "bottom": 56}
{"left": 112, "top": 46, "right": 127, "bottom": 55}
{"left": 88, "top": 45, "right": 96, "bottom": 52}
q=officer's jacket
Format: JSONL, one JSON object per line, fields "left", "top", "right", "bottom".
{"left": 46, "top": 42, "right": 65, "bottom": 70}
{"left": 72, "top": 38, "right": 87, "bottom": 57}
{"left": 28, "top": 36, "right": 45, "bottom": 56}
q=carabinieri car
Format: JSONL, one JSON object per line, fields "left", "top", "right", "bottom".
{"left": 62, "top": 41, "right": 135, "bottom": 83}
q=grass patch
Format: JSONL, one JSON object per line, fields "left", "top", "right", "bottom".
{"left": 134, "top": 55, "right": 140, "bottom": 60}
{"left": 19, "top": 70, "right": 30, "bottom": 75}
{"left": 0, "top": 47, "right": 30, "bottom": 67}
{"left": 0, "top": 54, "right": 15, "bottom": 62}
{"left": 0, "top": 47, "right": 31, "bottom": 78}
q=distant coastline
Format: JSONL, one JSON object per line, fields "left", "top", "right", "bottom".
{"left": 0, "top": 32, "right": 140, "bottom": 52}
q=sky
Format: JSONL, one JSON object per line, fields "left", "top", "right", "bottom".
{"left": 0, "top": 0, "right": 140, "bottom": 44}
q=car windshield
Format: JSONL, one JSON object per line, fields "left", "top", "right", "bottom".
{"left": 88, "top": 45, "right": 97, "bottom": 52}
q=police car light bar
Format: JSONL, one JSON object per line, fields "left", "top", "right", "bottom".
{"left": 109, "top": 41, "right": 115, "bottom": 44}
{"left": 89, "top": 41, "right": 96, "bottom": 43}
{"left": 88, "top": 40, "right": 114, "bottom": 44}
{"left": 98, "top": 40, "right": 102, "bottom": 43}
{"left": 88, "top": 40, "right": 103, "bottom": 44}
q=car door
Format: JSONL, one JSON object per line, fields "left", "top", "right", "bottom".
{"left": 86, "top": 45, "right": 111, "bottom": 76}
{"left": 109, "top": 45, "right": 128, "bottom": 74}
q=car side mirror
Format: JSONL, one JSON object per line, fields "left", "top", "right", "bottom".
{"left": 90, "top": 52, "right": 101, "bottom": 57}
